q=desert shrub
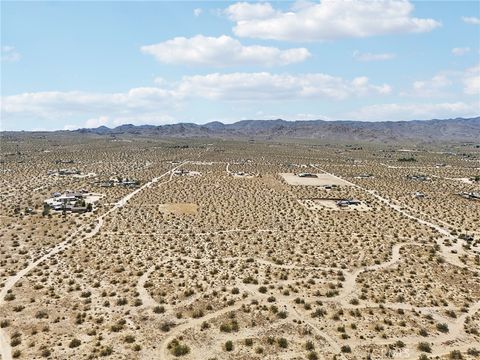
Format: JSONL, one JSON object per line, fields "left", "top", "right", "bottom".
{"left": 436, "top": 323, "right": 449, "bottom": 333}
{"left": 69, "top": 338, "right": 81, "bottom": 348}
{"left": 0, "top": 320, "right": 10, "bottom": 328}
{"left": 124, "top": 335, "right": 135, "bottom": 343}
{"left": 277, "top": 311, "right": 288, "bottom": 319}
{"left": 305, "top": 340, "right": 314, "bottom": 350}
{"left": 311, "top": 308, "right": 327, "bottom": 318}
{"left": 168, "top": 340, "right": 190, "bottom": 357}
{"left": 225, "top": 340, "right": 233, "bottom": 352}
{"left": 419, "top": 328, "right": 428, "bottom": 337}
{"left": 278, "top": 338, "right": 288, "bottom": 348}
{"left": 99, "top": 346, "right": 113, "bottom": 356}
{"left": 467, "top": 348, "right": 479, "bottom": 356}
{"left": 41, "top": 348, "right": 51, "bottom": 357}
{"left": 192, "top": 309, "right": 204, "bottom": 318}
{"left": 153, "top": 305, "right": 165, "bottom": 314}
{"left": 418, "top": 342, "right": 431, "bottom": 353}
{"left": 449, "top": 350, "right": 463, "bottom": 359}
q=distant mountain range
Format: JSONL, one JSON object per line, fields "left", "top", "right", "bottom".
{"left": 68, "top": 117, "right": 480, "bottom": 143}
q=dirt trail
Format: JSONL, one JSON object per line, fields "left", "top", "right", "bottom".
{"left": 136, "top": 266, "right": 157, "bottom": 308}
{"left": 308, "top": 165, "right": 480, "bottom": 355}
{"left": 0, "top": 162, "right": 188, "bottom": 360}
{"left": 310, "top": 165, "right": 474, "bottom": 267}
{"left": 338, "top": 242, "right": 420, "bottom": 304}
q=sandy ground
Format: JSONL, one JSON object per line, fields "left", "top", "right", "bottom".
{"left": 1, "top": 139, "right": 479, "bottom": 360}
{"left": 280, "top": 173, "right": 351, "bottom": 186}
{"left": 159, "top": 203, "right": 199, "bottom": 215}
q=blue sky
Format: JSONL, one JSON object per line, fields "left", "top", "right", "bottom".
{"left": 1, "top": 0, "right": 479, "bottom": 131}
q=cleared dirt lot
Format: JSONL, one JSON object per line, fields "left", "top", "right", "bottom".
{"left": 280, "top": 173, "right": 351, "bottom": 186}
{"left": 159, "top": 203, "right": 198, "bottom": 215}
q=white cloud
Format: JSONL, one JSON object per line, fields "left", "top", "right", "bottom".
{"left": 2, "top": 88, "right": 174, "bottom": 115}
{"left": 193, "top": 8, "right": 203, "bottom": 17}
{"left": 462, "top": 16, "right": 480, "bottom": 25}
{"left": 347, "top": 101, "right": 479, "bottom": 121}
{"left": 401, "top": 65, "right": 479, "bottom": 98}
{"left": 409, "top": 74, "right": 451, "bottom": 97}
{"left": 452, "top": 47, "right": 471, "bottom": 56}
{"left": 141, "top": 35, "right": 310, "bottom": 67}
{"left": 2, "top": 70, "right": 391, "bottom": 129}
{"left": 463, "top": 64, "right": 480, "bottom": 95}
{"left": 2, "top": 88, "right": 177, "bottom": 127}
{"left": 175, "top": 72, "right": 391, "bottom": 100}
{"left": 63, "top": 124, "right": 80, "bottom": 131}
{"left": 353, "top": 50, "right": 396, "bottom": 61}
{"left": 226, "top": 0, "right": 440, "bottom": 41}
{"left": 225, "top": 2, "right": 277, "bottom": 21}
{"left": 1, "top": 46, "right": 21, "bottom": 62}
{"left": 85, "top": 116, "right": 109, "bottom": 128}
{"left": 252, "top": 111, "right": 333, "bottom": 121}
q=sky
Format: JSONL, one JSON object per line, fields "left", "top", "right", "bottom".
{"left": 1, "top": 0, "right": 479, "bottom": 131}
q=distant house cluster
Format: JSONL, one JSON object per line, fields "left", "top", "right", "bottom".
{"left": 48, "top": 168, "right": 81, "bottom": 176}
{"left": 54, "top": 159, "right": 74, "bottom": 164}
{"left": 322, "top": 184, "right": 338, "bottom": 190}
{"left": 355, "top": 173, "right": 374, "bottom": 179}
{"left": 413, "top": 191, "right": 426, "bottom": 199}
{"left": 44, "top": 190, "right": 101, "bottom": 214}
{"left": 97, "top": 177, "right": 140, "bottom": 188}
{"left": 336, "top": 199, "right": 361, "bottom": 207}
{"left": 296, "top": 173, "right": 317, "bottom": 178}
{"left": 458, "top": 192, "right": 480, "bottom": 201}
{"left": 232, "top": 171, "right": 255, "bottom": 178}
{"left": 173, "top": 169, "right": 201, "bottom": 177}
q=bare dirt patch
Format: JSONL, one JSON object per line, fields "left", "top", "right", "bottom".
{"left": 159, "top": 203, "right": 198, "bottom": 215}
{"left": 280, "top": 173, "right": 350, "bottom": 186}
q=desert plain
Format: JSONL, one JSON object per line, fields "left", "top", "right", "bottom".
{"left": 0, "top": 134, "right": 479, "bottom": 360}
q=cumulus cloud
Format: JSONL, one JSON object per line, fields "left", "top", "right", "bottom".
{"left": 408, "top": 74, "right": 452, "bottom": 97}
{"left": 2, "top": 70, "right": 392, "bottom": 129}
{"left": 401, "top": 65, "right": 479, "bottom": 98}
{"left": 225, "top": 2, "right": 277, "bottom": 21}
{"left": 2, "top": 88, "right": 177, "bottom": 128}
{"left": 462, "top": 16, "right": 480, "bottom": 25}
{"left": 63, "top": 124, "right": 80, "bottom": 131}
{"left": 193, "top": 8, "right": 203, "bottom": 16}
{"left": 1, "top": 46, "right": 21, "bottom": 62}
{"left": 175, "top": 72, "right": 391, "bottom": 100}
{"left": 452, "top": 47, "right": 471, "bottom": 56}
{"left": 3, "top": 88, "right": 174, "bottom": 115}
{"left": 353, "top": 50, "right": 396, "bottom": 61}
{"left": 141, "top": 35, "right": 310, "bottom": 67}
{"left": 225, "top": 0, "right": 440, "bottom": 41}
{"left": 463, "top": 64, "right": 480, "bottom": 95}
{"left": 347, "top": 101, "right": 479, "bottom": 121}
{"left": 85, "top": 116, "right": 109, "bottom": 128}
